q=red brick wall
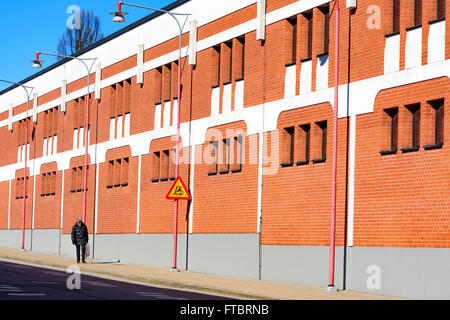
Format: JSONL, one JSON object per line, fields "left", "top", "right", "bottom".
{"left": 9, "top": 169, "right": 33, "bottom": 230}
{"left": 34, "top": 162, "right": 61, "bottom": 229}
{"left": 354, "top": 77, "right": 450, "bottom": 248}
{"left": 261, "top": 103, "right": 349, "bottom": 246}
{"left": 197, "top": 3, "right": 256, "bottom": 41}
{"left": 0, "top": 181, "right": 10, "bottom": 229}
{"left": 447, "top": 1, "right": 450, "bottom": 59}
{"left": 139, "top": 136, "right": 190, "bottom": 234}
{"left": 0, "top": 126, "right": 17, "bottom": 166}
{"left": 193, "top": 121, "right": 259, "bottom": 234}
{"left": 96, "top": 146, "right": 137, "bottom": 234}
{"left": 0, "top": 111, "right": 8, "bottom": 122}
{"left": 62, "top": 156, "right": 96, "bottom": 234}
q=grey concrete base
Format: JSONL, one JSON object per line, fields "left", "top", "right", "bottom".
{"left": 0, "top": 229, "right": 33, "bottom": 251}
{"left": 90, "top": 233, "right": 188, "bottom": 269}
{"left": 259, "top": 245, "right": 450, "bottom": 299}
{"left": 0, "top": 229, "right": 66, "bottom": 256}
{"left": 29, "top": 229, "right": 61, "bottom": 255}
{"left": 261, "top": 245, "right": 348, "bottom": 289}
{"left": 1, "top": 230, "right": 450, "bottom": 299}
{"left": 347, "top": 246, "right": 450, "bottom": 300}
{"left": 187, "top": 234, "right": 260, "bottom": 280}
{"left": 59, "top": 234, "right": 74, "bottom": 257}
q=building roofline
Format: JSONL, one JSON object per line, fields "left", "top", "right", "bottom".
{"left": 0, "top": 0, "right": 191, "bottom": 97}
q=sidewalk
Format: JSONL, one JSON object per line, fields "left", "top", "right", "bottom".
{"left": 0, "top": 246, "right": 400, "bottom": 300}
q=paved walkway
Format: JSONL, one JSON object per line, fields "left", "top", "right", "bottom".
{"left": 0, "top": 246, "right": 400, "bottom": 300}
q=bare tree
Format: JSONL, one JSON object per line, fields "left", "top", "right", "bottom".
{"left": 57, "top": 10, "right": 103, "bottom": 59}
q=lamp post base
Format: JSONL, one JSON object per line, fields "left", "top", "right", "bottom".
{"left": 325, "top": 285, "right": 338, "bottom": 292}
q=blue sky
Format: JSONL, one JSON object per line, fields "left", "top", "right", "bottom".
{"left": 0, "top": 0, "right": 173, "bottom": 90}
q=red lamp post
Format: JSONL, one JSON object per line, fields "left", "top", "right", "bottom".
{"left": 327, "top": 0, "right": 340, "bottom": 292}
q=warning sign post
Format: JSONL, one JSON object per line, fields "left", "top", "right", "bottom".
{"left": 166, "top": 176, "right": 192, "bottom": 200}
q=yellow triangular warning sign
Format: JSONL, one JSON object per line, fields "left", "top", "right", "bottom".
{"left": 166, "top": 176, "right": 191, "bottom": 200}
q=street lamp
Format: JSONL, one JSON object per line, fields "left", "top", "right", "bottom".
{"left": 326, "top": 0, "right": 340, "bottom": 292}
{"left": 31, "top": 52, "right": 97, "bottom": 225}
{"left": 0, "top": 79, "right": 34, "bottom": 250}
{"left": 31, "top": 53, "right": 44, "bottom": 69}
{"left": 110, "top": 1, "right": 190, "bottom": 270}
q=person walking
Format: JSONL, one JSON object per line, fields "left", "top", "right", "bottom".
{"left": 71, "top": 217, "right": 89, "bottom": 264}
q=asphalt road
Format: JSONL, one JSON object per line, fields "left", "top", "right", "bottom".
{"left": 0, "top": 260, "right": 230, "bottom": 300}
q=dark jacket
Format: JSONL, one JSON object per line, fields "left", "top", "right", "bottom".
{"left": 71, "top": 222, "right": 89, "bottom": 246}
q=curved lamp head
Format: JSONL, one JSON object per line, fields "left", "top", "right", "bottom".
{"left": 110, "top": 2, "right": 127, "bottom": 23}
{"left": 31, "top": 60, "right": 43, "bottom": 68}
{"left": 31, "top": 52, "right": 44, "bottom": 68}
{"left": 110, "top": 12, "right": 128, "bottom": 22}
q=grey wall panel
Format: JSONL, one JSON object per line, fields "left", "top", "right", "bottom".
{"left": 60, "top": 234, "right": 75, "bottom": 257}
{"left": 0, "top": 230, "right": 21, "bottom": 249}
{"left": 348, "top": 247, "right": 450, "bottom": 299}
{"left": 91, "top": 234, "right": 187, "bottom": 269}
{"left": 261, "top": 245, "right": 348, "bottom": 289}
{"left": 187, "top": 234, "right": 260, "bottom": 280}
{"left": 0, "top": 230, "right": 33, "bottom": 250}
{"left": 29, "top": 229, "right": 60, "bottom": 254}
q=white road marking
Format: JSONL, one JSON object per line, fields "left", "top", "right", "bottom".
{"left": 0, "top": 289, "right": 22, "bottom": 292}
{"left": 32, "top": 281, "right": 61, "bottom": 285}
{"left": 135, "top": 292, "right": 175, "bottom": 299}
{"left": 8, "top": 293, "right": 46, "bottom": 297}
{"left": 39, "top": 270, "right": 66, "bottom": 276}
{"left": 83, "top": 281, "right": 116, "bottom": 288}
{"left": 0, "top": 285, "right": 22, "bottom": 292}
{"left": 135, "top": 292, "right": 165, "bottom": 296}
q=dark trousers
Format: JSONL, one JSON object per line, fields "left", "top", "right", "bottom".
{"left": 76, "top": 244, "right": 86, "bottom": 263}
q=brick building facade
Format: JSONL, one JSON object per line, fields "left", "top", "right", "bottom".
{"left": 0, "top": 0, "right": 449, "bottom": 299}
